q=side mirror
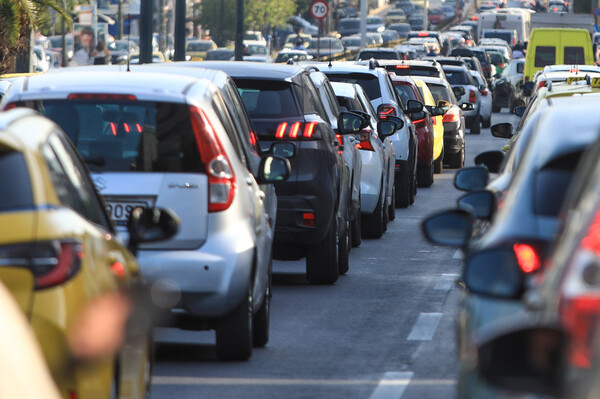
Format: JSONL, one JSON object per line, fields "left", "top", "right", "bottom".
{"left": 349, "top": 110, "right": 372, "bottom": 128}
{"left": 338, "top": 111, "right": 366, "bottom": 134}
{"left": 437, "top": 100, "right": 450, "bottom": 112}
{"left": 385, "top": 115, "right": 404, "bottom": 130}
{"left": 421, "top": 208, "right": 474, "bottom": 247}
{"left": 478, "top": 325, "right": 566, "bottom": 397}
{"left": 474, "top": 150, "right": 505, "bottom": 174}
{"left": 523, "top": 81, "right": 534, "bottom": 97}
{"left": 258, "top": 155, "right": 291, "bottom": 184}
{"left": 464, "top": 246, "right": 525, "bottom": 299}
{"left": 377, "top": 120, "right": 398, "bottom": 138}
{"left": 406, "top": 99, "right": 424, "bottom": 113}
{"left": 127, "top": 208, "right": 180, "bottom": 255}
{"left": 491, "top": 123, "right": 513, "bottom": 139}
{"left": 454, "top": 165, "right": 489, "bottom": 191}
{"left": 457, "top": 190, "right": 496, "bottom": 220}
{"left": 430, "top": 106, "right": 445, "bottom": 117}
{"left": 460, "top": 103, "right": 475, "bottom": 111}
{"left": 270, "top": 142, "right": 296, "bottom": 158}
{"left": 453, "top": 86, "right": 466, "bottom": 98}
{"left": 514, "top": 106, "right": 526, "bottom": 117}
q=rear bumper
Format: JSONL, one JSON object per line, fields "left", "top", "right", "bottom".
{"left": 443, "top": 122, "right": 463, "bottom": 155}
{"left": 273, "top": 194, "right": 333, "bottom": 246}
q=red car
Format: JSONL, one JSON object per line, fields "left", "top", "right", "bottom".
{"left": 428, "top": 8, "right": 445, "bottom": 25}
{"left": 389, "top": 75, "right": 435, "bottom": 187}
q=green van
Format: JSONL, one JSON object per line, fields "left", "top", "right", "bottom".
{"left": 524, "top": 28, "right": 593, "bottom": 82}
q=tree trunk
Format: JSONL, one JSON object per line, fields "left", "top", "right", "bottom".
{"left": 15, "top": 28, "right": 33, "bottom": 73}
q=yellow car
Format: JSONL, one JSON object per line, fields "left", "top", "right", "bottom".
{"left": 185, "top": 39, "right": 217, "bottom": 61}
{"left": 413, "top": 78, "right": 444, "bottom": 174}
{"left": 0, "top": 108, "right": 178, "bottom": 399}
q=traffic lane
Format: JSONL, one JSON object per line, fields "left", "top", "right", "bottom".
{"left": 149, "top": 113, "right": 509, "bottom": 399}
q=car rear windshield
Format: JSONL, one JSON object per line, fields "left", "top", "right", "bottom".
{"left": 483, "top": 31, "right": 511, "bottom": 44}
{"left": 359, "top": 51, "right": 399, "bottom": 60}
{"left": 384, "top": 65, "right": 440, "bottom": 77}
{"left": 444, "top": 70, "right": 473, "bottom": 85}
{"left": 234, "top": 79, "right": 300, "bottom": 119}
{"left": 0, "top": 150, "right": 33, "bottom": 211}
{"left": 534, "top": 46, "right": 556, "bottom": 68}
{"left": 533, "top": 151, "right": 581, "bottom": 216}
{"left": 186, "top": 42, "right": 213, "bottom": 51}
{"left": 564, "top": 46, "right": 585, "bottom": 64}
{"left": 393, "top": 82, "right": 418, "bottom": 106}
{"left": 426, "top": 83, "right": 452, "bottom": 103}
{"left": 36, "top": 100, "right": 204, "bottom": 173}
{"left": 325, "top": 73, "right": 382, "bottom": 100}
{"left": 340, "top": 19, "right": 360, "bottom": 29}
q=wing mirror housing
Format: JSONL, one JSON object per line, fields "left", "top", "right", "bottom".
{"left": 474, "top": 150, "right": 505, "bottom": 173}
{"left": 430, "top": 106, "right": 445, "bottom": 117}
{"left": 338, "top": 111, "right": 366, "bottom": 134}
{"left": 258, "top": 155, "right": 291, "bottom": 184}
{"left": 453, "top": 86, "right": 466, "bottom": 98}
{"left": 406, "top": 99, "right": 424, "bottom": 113}
{"left": 127, "top": 208, "right": 180, "bottom": 256}
{"left": 457, "top": 190, "right": 496, "bottom": 221}
{"left": 464, "top": 246, "right": 525, "bottom": 299}
{"left": 270, "top": 142, "right": 296, "bottom": 158}
{"left": 461, "top": 103, "right": 475, "bottom": 111}
{"left": 454, "top": 165, "right": 489, "bottom": 191}
{"left": 514, "top": 106, "right": 526, "bottom": 117}
{"left": 421, "top": 208, "right": 474, "bottom": 248}
{"left": 491, "top": 123, "right": 513, "bottom": 139}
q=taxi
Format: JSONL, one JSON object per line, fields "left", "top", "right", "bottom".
{"left": 413, "top": 78, "right": 444, "bottom": 176}
{"left": 0, "top": 108, "right": 178, "bottom": 398}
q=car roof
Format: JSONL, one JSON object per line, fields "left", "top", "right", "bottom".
{"left": 305, "top": 62, "right": 383, "bottom": 76}
{"left": 181, "top": 61, "right": 304, "bottom": 80}
{"left": 441, "top": 65, "right": 469, "bottom": 72}
{"left": 330, "top": 81, "right": 359, "bottom": 98}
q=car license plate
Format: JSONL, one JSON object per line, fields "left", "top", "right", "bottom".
{"left": 105, "top": 200, "right": 149, "bottom": 226}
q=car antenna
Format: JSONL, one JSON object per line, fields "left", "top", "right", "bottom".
{"left": 126, "top": 14, "right": 131, "bottom": 72}
{"left": 328, "top": 37, "right": 332, "bottom": 67}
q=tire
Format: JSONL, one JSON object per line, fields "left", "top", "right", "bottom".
{"left": 252, "top": 263, "right": 271, "bottom": 348}
{"left": 216, "top": 286, "right": 253, "bottom": 361}
{"left": 388, "top": 186, "right": 396, "bottom": 221}
{"left": 306, "top": 217, "right": 339, "bottom": 284}
{"left": 383, "top": 195, "right": 389, "bottom": 233}
{"left": 448, "top": 147, "right": 465, "bottom": 169}
{"left": 338, "top": 215, "right": 350, "bottom": 275}
{"left": 482, "top": 115, "right": 491, "bottom": 128}
{"left": 395, "top": 170, "right": 411, "bottom": 208}
{"left": 470, "top": 113, "right": 481, "bottom": 134}
{"left": 362, "top": 190, "right": 385, "bottom": 239}
{"left": 351, "top": 200, "right": 362, "bottom": 248}
{"left": 417, "top": 162, "right": 434, "bottom": 187}
{"left": 434, "top": 148, "right": 444, "bottom": 174}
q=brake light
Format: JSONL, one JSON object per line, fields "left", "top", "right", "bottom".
{"left": 3, "top": 103, "right": 17, "bottom": 111}
{"left": 537, "top": 81, "right": 546, "bottom": 90}
{"left": 289, "top": 122, "right": 301, "bottom": 138}
{"left": 189, "top": 106, "right": 236, "bottom": 212}
{"left": 469, "top": 90, "right": 477, "bottom": 104}
{"left": 418, "top": 32, "right": 429, "bottom": 37}
{"left": 377, "top": 104, "right": 396, "bottom": 120}
{"left": 442, "top": 108, "right": 459, "bottom": 122}
{"left": 395, "top": 64, "right": 410, "bottom": 69}
{"left": 0, "top": 240, "right": 83, "bottom": 289}
{"left": 67, "top": 93, "right": 137, "bottom": 101}
{"left": 432, "top": 116, "right": 437, "bottom": 125}
{"left": 335, "top": 134, "right": 344, "bottom": 146}
{"left": 276, "top": 122, "right": 288, "bottom": 139}
{"left": 274, "top": 121, "right": 319, "bottom": 139}
{"left": 499, "top": 62, "right": 504, "bottom": 69}
{"left": 481, "top": 89, "right": 488, "bottom": 96}
{"left": 355, "top": 129, "right": 375, "bottom": 151}
{"left": 303, "top": 212, "right": 315, "bottom": 227}
{"left": 513, "top": 243, "right": 541, "bottom": 273}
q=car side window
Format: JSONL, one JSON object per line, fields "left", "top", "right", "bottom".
{"left": 43, "top": 132, "right": 112, "bottom": 230}
{"left": 302, "top": 74, "right": 328, "bottom": 120}
{"left": 323, "top": 81, "right": 341, "bottom": 116}
{"left": 225, "top": 81, "right": 261, "bottom": 158}
{"left": 212, "top": 93, "right": 248, "bottom": 166}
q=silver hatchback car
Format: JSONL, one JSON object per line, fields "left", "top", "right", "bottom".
{"left": 2, "top": 69, "right": 290, "bottom": 361}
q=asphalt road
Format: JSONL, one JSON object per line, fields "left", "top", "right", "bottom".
{"left": 150, "top": 109, "right": 521, "bottom": 399}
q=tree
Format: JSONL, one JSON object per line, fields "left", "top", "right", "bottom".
{"left": 0, "top": 0, "right": 70, "bottom": 74}
{"left": 244, "top": 0, "right": 296, "bottom": 32}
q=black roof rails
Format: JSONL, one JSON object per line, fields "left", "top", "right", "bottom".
{"left": 286, "top": 59, "right": 295, "bottom": 65}
{"left": 368, "top": 58, "right": 380, "bottom": 69}
{"left": 306, "top": 65, "right": 320, "bottom": 72}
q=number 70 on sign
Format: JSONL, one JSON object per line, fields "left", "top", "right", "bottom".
{"left": 310, "top": 0, "right": 329, "bottom": 19}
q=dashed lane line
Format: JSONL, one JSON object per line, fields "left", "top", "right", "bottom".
{"left": 435, "top": 273, "right": 460, "bottom": 291}
{"left": 368, "top": 372, "right": 414, "bottom": 399}
{"left": 407, "top": 313, "right": 443, "bottom": 341}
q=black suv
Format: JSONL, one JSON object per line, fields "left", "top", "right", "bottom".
{"left": 198, "top": 62, "right": 351, "bottom": 285}
{"left": 450, "top": 47, "right": 493, "bottom": 80}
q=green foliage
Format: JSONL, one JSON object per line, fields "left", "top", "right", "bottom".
{"left": 0, "top": 1, "right": 20, "bottom": 46}
{"left": 198, "top": 0, "right": 237, "bottom": 43}
{"left": 245, "top": 0, "right": 296, "bottom": 31}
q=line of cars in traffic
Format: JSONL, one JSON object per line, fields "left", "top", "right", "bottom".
{"left": 422, "top": 63, "right": 600, "bottom": 398}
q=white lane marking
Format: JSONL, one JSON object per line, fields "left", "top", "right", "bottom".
{"left": 153, "top": 376, "right": 416, "bottom": 386}
{"left": 435, "top": 273, "right": 460, "bottom": 291}
{"left": 452, "top": 249, "right": 462, "bottom": 259}
{"left": 407, "top": 313, "right": 443, "bottom": 341}
{"left": 368, "top": 372, "right": 414, "bottom": 399}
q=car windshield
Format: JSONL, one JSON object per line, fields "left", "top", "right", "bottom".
{"left": 325, "top": 73, "right": 382, "bottom": 100}
{"left": 309, "top": 38, "right": 343, "bottom": 50}
{"left": 343, "top": 38, "right": 361, "bottom": 46}
{"left": 186, "top": 42, "right": 214, "bottom": 51}
{"left": 358, "top": 51, "right": 398, "bottom": 60}
{"left": 367, "top": 17, "right": 384, "bottom": 24}
{"left": 35, "top": 99, "right": 203, "bottom": 174}
{"left": 205, "top": 50, "right": 233, "bottom": 60}
{"left": 246, "top": 45, "right": 267, "bottom": 55}
{"left": 340, "top": 19, "right": 360, "bottom": 28}
{"left": 483, "top": 31, "right": 511, "bottom": 44}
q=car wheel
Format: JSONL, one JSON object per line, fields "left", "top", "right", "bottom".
{"left": 351, "top": 197, "right": 362, "bottom": 247}
{"left": 362, "top": 189, "right": 385, "bottom": 239}
{"left": 470, "top": 113, "right": 481, "bottom": 134}
{"left": 417, "top": 162, "right": 434, "bottom": 187}
{"left": 434, "top": 148, "right": 444, "bottom": 174}
{"left": 338, "top": 215, "right": 351, "bottom": 275}
{"left": 395, "top": 170, "right": 411, "bottom": 208}
{"left": 383, "top": 194, "right": 389, "bottom": 233}
{"left": 252, "top": 262, "right": 271, "bottom": 348}
{"left": 388, "top": 185, "right": 396, "bottom": 221}
{"left": 216, "top": 286, "right": 253, "bottom": 360}
{"left": 306, "top": 216, "right": 339, "bottom": 284}
{"left": 482, "top": 115, "right": 491, "bottom": 128}
{"left": 448, "top": 146, "right": 465, "bottom": 169}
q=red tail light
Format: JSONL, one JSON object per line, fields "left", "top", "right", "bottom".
{"left": 274, "top": 122, "right": 319, "bottom": 139}
{"left": 513, "top": 243, "right": 541, "bottom": 273}
{"left": 0, "top": 240, "right": 83, "bottom": 289}
{"left": 469, "top": 90, "right": 477, "bottom": 104}
{"left": 189, "top": 106, "right": 236, "bottom": 212}
{"left": 418, "top": 32, "right": 429, "bottom": 37}
{"left": 67, "top": 93, "right": 137, "bottom": 101}
{"left": 442, "top": 108, "right": 459, "bottom": 123}
{"left": 499, "top": 62, "right": 504, "bottom": 69}
{"left": 3, "top": 102, "right": 17, "bottom": 111}
{"left": 335, "top": 134, "right": 344, "bottom": 146}
{"left": 537, "top": 81, "right": 546, "bottom": 90}
{"left": 303, "top": 212, "right": 315, "bottom": 227}
{"left": 432, "top": 116, "right": 437, "bottom": 125}
{"left": 480, "top": 89, "right": 488, "bottom": 96}
{"left": 355, "top": 129, "right": 375, "bottom": 151}
{"left": 395, "top": 64, "right": 410, "bottom": 69}
{"left": 377, "top": 104, "right": 396, "bottom": 120}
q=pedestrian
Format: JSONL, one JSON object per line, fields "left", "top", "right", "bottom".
{"left": 292, "top": 36, "right": 306, "bottom": 51}
{"left": 93, "top": 40, "right": 111, "bottom": 65}
{"left": 72, "top": 27, "right": 96, "bottom": 66}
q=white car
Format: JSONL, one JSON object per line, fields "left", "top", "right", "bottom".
{"left": 442, "top": 65, "right": 482, "bottom": 134}
{"left": 243, "top": 40, "right": 271, "bottom": 62}
{"left": 469, "top": 70, "right": 492, "bottom": 128}
{"left": 4, "top": 69, "right": 290, "bottom": 361}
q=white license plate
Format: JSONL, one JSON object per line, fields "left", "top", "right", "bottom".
{"left": 105, "top": 201, "right": 149, "bottom": 226}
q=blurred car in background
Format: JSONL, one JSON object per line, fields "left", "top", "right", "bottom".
{"left": 185, "top": 39, "right": 217, "bottom": 61}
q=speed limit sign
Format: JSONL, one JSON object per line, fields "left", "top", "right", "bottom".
{"left": 310, "top": 0, "right": 329, "bottom": 20}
